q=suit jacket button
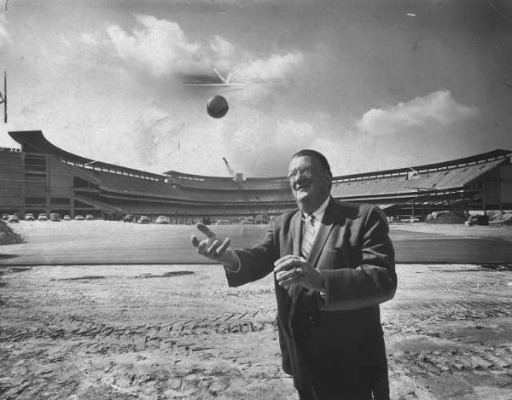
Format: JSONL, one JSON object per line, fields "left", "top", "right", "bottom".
{"left": 308, "top": 316, "right": 316, "bottom": 325}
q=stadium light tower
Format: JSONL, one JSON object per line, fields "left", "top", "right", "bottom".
{"left": 0, "top": 71, "right": 7, "bottom": 123}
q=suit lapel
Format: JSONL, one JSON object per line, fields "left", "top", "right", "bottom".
{"left": 306, "top": 199, "right": 335, "bottom": 268}
{"left": 287, "top": 210, "right": 304, "bottom": 299}
{"left": 290, "top": 210, "right": 302, "bottom": 257}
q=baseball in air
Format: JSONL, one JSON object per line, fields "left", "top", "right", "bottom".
{"left": 207, "top": 95, "right": 229, "bottom": 118}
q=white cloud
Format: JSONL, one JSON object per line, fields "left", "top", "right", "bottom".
{"left": 295, "top": 91, "right": 483, "bottom": 176}
{"left": 107, "top": 15, "right": 202, "bottom": 77}
{"left": 80, "top": 32, "right": 98, "bottom": 46}
{"left": 0, "top": 15, "right": 11, "bottom": 49}
{"left": 209, "top": 35, "right": 234, "bottom": 62}
{"left": 102, "top": 14, "right": 304, "bottom": 108}
{"left": 233, "top": 52, "right": 304, "bottom": 81}
{"left": 224, "top": 52, "right": 304, "bottom": 103}
{"left": 270, "top": 92, "right": 482, "bottom": 176}
{"left": 357, "top": 90, "right": 478, "bottom": 136}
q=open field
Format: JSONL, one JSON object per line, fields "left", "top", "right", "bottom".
{"left": 1, "top": 221, "right": 512, "bottom": 265}
{"left": 1, "top": 222, "right": 512, "bottom": 399}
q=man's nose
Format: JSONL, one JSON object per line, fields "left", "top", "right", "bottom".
{"left": 294, "top": 173, "right": 308, "bottom": 185}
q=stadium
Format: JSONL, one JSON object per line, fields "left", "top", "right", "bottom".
{"left": 1, "top": 130, "right": 511, "bottom": 223}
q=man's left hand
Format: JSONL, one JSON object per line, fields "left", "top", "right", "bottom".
{"left": 274, "top": 255, "right": 326, "bottom": 292}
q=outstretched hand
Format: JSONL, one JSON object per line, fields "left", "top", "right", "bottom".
{"left": 191, "top": 223, "right": 239, "bottom": 270}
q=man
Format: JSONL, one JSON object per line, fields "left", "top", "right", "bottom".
{"left": 192, "top": 149, "right": 397, "bottom": 399}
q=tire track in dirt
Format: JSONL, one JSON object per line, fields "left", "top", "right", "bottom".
{"left": 382, "top": 300, "right": 512, "bottom": 335}
{"left": 391, "top": 345, "right": 512, "bottom": 376}
{"left": 1, "top": 310, "right": 278, "bottom": 353}
{"left": 5, "top": 299, "right": 512, "bottom": 349}
{"left": 0, "top": 310, "right": 288, "bottom": 399}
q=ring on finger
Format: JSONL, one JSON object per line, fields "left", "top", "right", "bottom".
{"left": 294, "top": 267, "right": 303, "bottom": 278}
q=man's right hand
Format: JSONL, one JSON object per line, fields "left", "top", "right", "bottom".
{"left": 191, "top": 223, "right": 239, "bottom": 270}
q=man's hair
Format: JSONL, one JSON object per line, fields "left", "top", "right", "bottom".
{"left": 292, "top": 149, "right": 331, "bottom": 173}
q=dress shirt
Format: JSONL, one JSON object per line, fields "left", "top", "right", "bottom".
{"left": 302, "top": 196, "right": 331, "bottom": 239}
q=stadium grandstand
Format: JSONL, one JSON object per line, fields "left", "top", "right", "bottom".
{"left": 1, "top": 130, "right": 511, "bottom": 224}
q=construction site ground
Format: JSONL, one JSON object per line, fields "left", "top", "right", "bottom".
{"left": 1, "top": 221, "right": 512, "bottom": 399}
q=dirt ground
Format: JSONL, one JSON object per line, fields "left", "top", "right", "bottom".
{"left": 1, "top": 223, "right": 512, "bottom": 399}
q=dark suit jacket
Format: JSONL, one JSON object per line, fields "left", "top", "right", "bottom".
{"left": 224, "top": 198, "right": 397, "bottom": 392}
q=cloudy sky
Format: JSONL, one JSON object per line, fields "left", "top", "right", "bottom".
{"left": 0, "top": 0, "right": 511, "bottom": 177}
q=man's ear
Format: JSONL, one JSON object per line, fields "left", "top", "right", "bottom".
{"left": 325, "top": 171, "right": 332, "bottom": 185}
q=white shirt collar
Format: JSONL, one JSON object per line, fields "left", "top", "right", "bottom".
{"left": 303, "top": 196, "right": 331, "bottom": 223}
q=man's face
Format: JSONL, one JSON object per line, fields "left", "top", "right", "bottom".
{"left": 288, "top": 155, "right": 331, "bottom": 212}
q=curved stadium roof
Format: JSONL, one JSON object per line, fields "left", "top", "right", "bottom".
{"left": 7, "top": 130, "right": 512, "bottom": 202}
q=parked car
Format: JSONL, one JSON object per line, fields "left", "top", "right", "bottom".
{"left": 8, "top": 214, "right": 19, "bottom": 223}
{"left": 85, "top": 214, "right": 95, "bottom": 221}
{"left": 38, "top": 213, "right": 48, "bottom": 221}
{"left": 155, "top": 215, "right": 170, "bottom": 224}
{"left": 138, "top": 215, "right": 150, "bottom": 224}
{"left": 123, "top": 214, "right": 134, "bottom": 223}
{"left": 24, "top": 213, "right": 35, "bottom": 221}
{"left": 466, "top": 214, "right": 489, "bottom": 226}
{"left": 215, "top": 219, "right": 232, "bottom": 225}
{"left": 74, "top": 215, "right": 85, "bottom": 221}
{"left": 1, "top": 214, "right": 9, "bottom": 221}
{"left": 397, "top": 215, "right": 421, "bottom": 223}
{"left": 50, "top": 212, "right": 61, "bottom": 222}
{"left": 63, "top": 215, "right": 71, "bottom": 221}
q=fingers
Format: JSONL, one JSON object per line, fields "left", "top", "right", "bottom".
{"left": 275, "top": 265, "right": 302, "bottom": 282}
{"left": 274, "top": 256, "right": 319, "bottom": 290}
{"left": 191, "top": 235, "right": 200, "bottom": 247}
{"left": 198, "top": 239, "right": 218, "bottom": 256}
{"left": 204, "top": 238, "right": 229, "bottom": 257}
{"left": 273, "top": 255, "right": 304, "bottom": 273}
{"left": 207, "top": 238, "right": 220, "bottom": 253}
{"left": 274, "top": 255, "right": 305, "bottom": 284}
{"left": 192, "top": 233, "right": 231, "bottom": 260}
{"left": 192, "top": 223, "right": 229, "bottom": 260}
{"left": 196, "top": 223, "right": 216, "bottom": 240}
{"left": 216, "top": 238, "right": 231, "bottom": 256}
